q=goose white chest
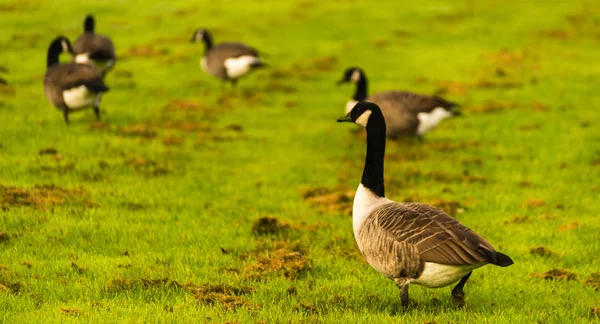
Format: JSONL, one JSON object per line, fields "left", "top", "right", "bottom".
{"left": 352, "top": 184, "right": 390, "bottom": 238}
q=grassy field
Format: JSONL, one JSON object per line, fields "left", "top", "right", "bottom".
{"left": 1, "top": 0, "right": 600, "bottom": 322}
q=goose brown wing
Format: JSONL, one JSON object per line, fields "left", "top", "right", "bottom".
{"left": 49, "top": 63, "right": 108, "bottom": 93}
{"left": 373, "top": 202, "right": 495, "bottom": 266}
{"left": 73, "top": 34, "right": 116, "bottom": 60}
{"left": 369, "top": 91, "right": 457, "bottom": 114}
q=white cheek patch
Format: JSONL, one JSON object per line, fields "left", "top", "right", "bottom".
{"left": 61, "top": 40, "right": 69, "bottom": 53}
{"left": 350, "top": 70, "right": 361, "bottom": 83}
{"left": 416, "top": 107, "right": 453, "bottom": 135}
{"left": 345, "top": 99, "right": 358, "bottom": 114}
{"left": 63, "top": 85, "right": 96, "bottom": 109}
{"left": 354, "top": 109, "right": 372, "bottom": 127}
{"left": 224, "top": 55, "right": 260, "bottom": 79}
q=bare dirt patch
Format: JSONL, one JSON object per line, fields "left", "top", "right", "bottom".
{"left": 0, "top": 184, "right": 96, "bottom": 211}
{"left": 504, "top": 215, "right": 531, "bottom": 225}
{"left": 584, "top": 273, "right": 600, "bottom": 291}
{"left": 38, "top": 147, "right": 58, "bottom": 155}
{"left": 242, "top": 241, "right": 311, "bottom": 281}
{"left": 124, "top": 158, "right": 170, "bottom": 177}
{"left": 0, "top": 277, "right": 22, "bottom": 294}
{"left": 251, "top": 217, "right": 290, "bottom": 236}
{"left": 531, "top": 269, "right": 577, "bottom": 281}
{"left": 0, "top": 232, "right": 9, "bottom": 243}
{"left": 122, "top": 45, "right": 169, "bottom": 59}
{"left": 465, "top": 101, "right": 518, "bottom": 114}
{"left": 60, "top": 308, "right": 84, "bottom": 317}
{"left": 591, "top": 306, "right": 600, "bottom": 318}
{"left": 300, "top": 186, "right": 353, "bottom": 216}
{"left": 162, "top": 135, "right": 184, "bottom": 147}
{"left": 529, "top": 246, "right": 558, "bottom": 258}
{"left": 118, "top": 124, "right": 158, "bottom": 139}
{"left": 189, "top": 283, "right": 258, "bottom": 310}
{"left": 557, "top": 222, "right": 579, "bottom": 232}
{"left": 520, "top": 198, "right": 545, "bottom": 208}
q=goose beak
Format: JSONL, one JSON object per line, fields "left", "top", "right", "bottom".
{"left": 337, "top": 113, "right": 352, "bottom": 123}
{"left": 336, "top": 79, "right": 346, "bottom": 86}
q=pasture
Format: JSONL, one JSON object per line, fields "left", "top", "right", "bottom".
{"left": 0, "top": 0, "right": 599, "bottom": 322}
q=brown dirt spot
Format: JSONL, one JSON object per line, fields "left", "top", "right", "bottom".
{"left": 520, "top": 198, "right": 545, "bottom": 208}
{"left": 504, "top": 215, "right": 531, "bottom": 225}
{"left": 164, "top": 99, "right": 208, "bottom": 112}
{"left": 39, "top": 147, "right": 57, "bottom": 155}
{"left": 475, "top": 78, "right": 523, "bottom": 89}
{"left": 539, "top": 214, "right": 558, "bottom": 221}
{"left": 531, "top": 102, "right": 550, "bottom": 112}
{"left": 591, "top": 307, "right": 600, "bottom": 318}
{"left": 189, "top": 283, "right": 257, "bottom": 310}
{"left": 584, "top": 273, "right": 600, "bottom": 291}
{"left": 71, "top": 262, "right": 86, "bottom": 274}
{"left": 372, "top": 39, "right": 390, "bottom": 48}
{"left": 89, "top": 121, "right": 111, "bottom": 131}
{"left": 243, "top": 246, "right": 311, "bottom": 281}
{"left": 557, "top": 222, "right": 579, "bottom": 232}
{"left": 224, "top": 124, "right": 243, "bottom": 132}
{"left": 293, "top": 302, "right": 326, "bottom": 314}
{"left": 122, "top": 45, "right": 168, "bottom": 58}
{"left": 251, "top": 217, "right": 290, "bottom": 236}
{"left": 162, "top": 135, "right": 184, "bottom": 146}
{"left": 531, "top": 269, "right": 577, "bottom": 281}
{"left": 538, "top": 29, "right": 574, "bottom": 40}
{"left": 519, "top": 180, "right": 531, "bottom": 187}
{"left": 0, "top": 84, "right": 16, "bottom": 97}
{"left": 0, "top": 232, "right": 9, "bottom": 243}
{"left": 0, "top": 278, "right": 22, "bottom": 294}
{"left": 60, "top": 308, "right": 83, "bottom": 317}
{"left": 118, "top": 125, "right": 157, "bottom": 138}
{"left": 284, "top": 100, "right": 299, "bottom": 109}
{"left": 0, "top": 184, "right": 96, "bottom": 211}
{"left": 162, "top": 121, "right": 210, "bottom": 133}
{"left": 466, "top": 101, "right": 518, "bottom": 113}
{"left": 124, "top": 158, "right": 170, "bottom": 176}
{"left": 308, "top": 56, "right": 337, "bottom": 72}
{"left": 264, "top": 81, "right": 297, "bottom": 94}
{"left": 300, "top": 186, "right": 353, "bottom": 215}
{"left": 529, "top": 246, "right": 558, "bottom": 257}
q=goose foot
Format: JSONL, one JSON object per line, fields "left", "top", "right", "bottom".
{"left": 394, "top": 278, "right": 410, "bottom": 308}
{"left": 93, "top": 106, "right": 101, "bottom": 121}
{"left": 451, "top": 271, "right": 472, "bottom": 309}
{"left": 63, "top": 111, "right": 70, "bottom": 125}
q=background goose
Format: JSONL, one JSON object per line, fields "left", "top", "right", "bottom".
{"left": 337, "top": 101, "right": 513, "bottom": 308}
{"left": 191, "top": 28, "right": 266, "bottom": 87}
{"left": 337, "top": 67, "right": 460, "bottom": 139}
{"left": 72, "top": 15, "right": 116, "bottom": 76}
{"left": 44, "top": 36, "right": 109, "bottom": 124}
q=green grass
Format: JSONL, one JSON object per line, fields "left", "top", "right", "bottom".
{"left": 1, "top": 0, "right": 600, "bottom": 322}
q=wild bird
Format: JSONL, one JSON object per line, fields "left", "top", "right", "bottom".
{"left": 337, "top": 67, "right": 460, "bottom": 139}
{"left": 72, "top": 15, "right": 116, "bottom": 76}
{"left": 337, "top": 101, "right": 513, "bottom": 309}
{"left": 44, "top": 36, "right": 109, "bottom": 124}
{"left": 191, "top": 28, "right": 266, "bottom": 88}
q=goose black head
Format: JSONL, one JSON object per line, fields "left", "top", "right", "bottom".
{"left": 47, "top": 36, "right": 73, "bottom": 67}
{"left": 337, "top": 101, "right": 381, "bottom": 128}
{"left": 336, "top": 67, "right": 364, "bottom": 85}
{"left": 84, "top": 14, "right": 95, "bottom": 33}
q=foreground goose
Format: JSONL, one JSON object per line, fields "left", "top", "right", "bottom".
{"left": 191, "top": 28, "right": 266, "bottom": 87}
{"left": 337, "top": 101, "right": 513, "bottom": 308}
{"left": 72, "top": 15, "right": 116, "bottom": 76}
{"left": 338, "top": 67, "right": 460, "bottom": 139}
{"left": 44, "top": 36, "right": 109, "bottom": 124}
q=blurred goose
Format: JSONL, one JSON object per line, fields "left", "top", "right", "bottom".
{"left": 44, "top": 36, "right": 109, "bottom": 124}
{"left": 191, "top": 28, "right": 266, "bottom": 87}
{"left": 337, "top": 67, "right": 459, "bottom": 139}
{"left": 72, "top": 15, "right": 116, "bottom": 76}
{"left": 337, "top": 101, "right": 513, "bottom": 308}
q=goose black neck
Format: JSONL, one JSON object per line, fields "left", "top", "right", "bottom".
{"left": 203, "top": 33, "right": 213, "bottom": 52}
{"left": 84, "top": 15, "right": 95, "bottom": 33}
{"left": 361, "top": 109, "right": 386, "bottom": 197}
{"left": 353, "top": 75, "right": 368, "bottom": 101}
{"left": 47, "top": 40, "right": 62, "bottom": 68}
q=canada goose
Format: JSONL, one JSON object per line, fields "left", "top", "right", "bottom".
{"left": 337, "top": 67, "right": 460, "bottom": 139}
{"left": 44, "top": 36, "right": 109, "bottom": 124}
{"left": 337, "top": 101, "right": 513, "bottom": 308}
{"left": 190, "top": 28, "right": 266, "bottom": 87}
{"left": 72, "top": 15, "right": 116, "bottom": 76}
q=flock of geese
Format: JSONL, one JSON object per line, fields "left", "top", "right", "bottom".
{"left": 41, "top": 15, "right": 514, "bottom": 309}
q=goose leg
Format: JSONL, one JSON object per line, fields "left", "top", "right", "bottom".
{"left": 394, "top": 278, "right": 410, "bottom": 308}
{"left": 62, "top": 110, "right": 70, "bottom": 125}
{"left": 93, "top": 105, "right": 101, "bottom": 121}
{"left": 451, "top": 271, "right": 472, "bottom": 309}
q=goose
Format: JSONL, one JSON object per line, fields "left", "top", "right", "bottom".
{"left": 190, "top": 28, "right": 266, "bottom": 87}
{"left": 337, "top": 101, "right": 513, "bottom": 308}
{"left": 44, "top": 36, "right": 109, "bottom": 124}
{"left": 72, "top": 15, "right": 116, "bottom": 76}
{"left": 337, "top": 67, "right": 460, "bottom": 139}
